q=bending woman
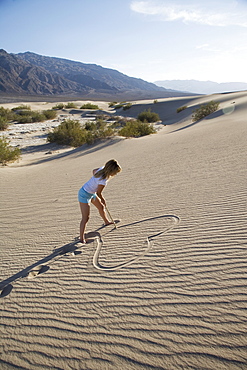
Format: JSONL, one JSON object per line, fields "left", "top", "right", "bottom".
{"left": 78, "top": 159, "right": 121, "bottom": 243}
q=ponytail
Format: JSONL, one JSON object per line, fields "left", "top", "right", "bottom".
{"left": 94, "top": 159, "right": 121, "bottom": 179}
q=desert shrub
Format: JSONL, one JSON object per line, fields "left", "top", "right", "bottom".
{"left": 192, "top": 100, "right": 220, "bottom": 122}
{"left": 137, "top": 109, "right": 160, "bottom": 123}
{"left": 13, "top": 109, "right": 56, "bottom": 123}
{"left": 114, "top": 102, "right": 126, "bottom": 109}
{"left": 84, "top": 121, "right": 96, "bottom": 131}
{"left": 52, "top": 103, "right": 65, "bottom": 110}
{"left": 0, "top": 137, "right": 21, "bottom": 165}
{"left": 15, "top": 109, "right": 32, "bottom": 116}
{"left": 47, "top": 119, "right": 88, "bottom": 147}
{"left": 94, "top": 118, "right": 114, "bottom": 138}
{"left": 0, "top": 116, "right": 9, "bottom": 130}
{"left": 15, "top": 111, "right": 46, "bottom": 123}
{"left": 123, "top": 103, "right": 132, "bottom": 110}
{"left": 177, "top": 105, "right": 187, "bottom": 113}
{"left": 42, "top": 110, "right": 57, "bottom": 120}
{"left": 16, "top": 115, "right": 33, "bottom": 123}
{"left": 31, "top": 112, "right": 46, "bottom": 122}
{"left": 109, "top": 102, "right": 117, "bottom": 108}
{"left": 112, "top": 102, "right": 133, "bottom": 110}
{"left": 65, "top": 102, "right": 78, "bottom": 109}
{"left": 85, "top": 118, "right": 114, "bottom": 140}
{"left": 0, "top": 107, "right": 17, "bottom": 128}
{"left": 48, "top": 117, "right": 115, "bottom": 147}
{"left": 119, "top": 120, "right": 155, "bottom": 138}
{"left": 80, "top": 103, "right": 99, "bottom": 110}
{"left": 11, "top": 105, "right": 31, "bottom": 111}
{"left": 96, "top": 114, "right": 111, "bottom": 121}
{"left": 109, "top": 117, "right": 127, "bottom": 129}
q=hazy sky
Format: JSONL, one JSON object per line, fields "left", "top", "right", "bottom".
{"left": 1, "top": 0, "right": 247, "bottom": 83}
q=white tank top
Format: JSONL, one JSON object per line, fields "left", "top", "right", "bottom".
{"left": 83, "top": 167, "right": 107, "bottom": 194}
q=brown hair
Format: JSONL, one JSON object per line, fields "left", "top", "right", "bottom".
{"left": 94, "top": 159, "right": 121, "bottom": 180}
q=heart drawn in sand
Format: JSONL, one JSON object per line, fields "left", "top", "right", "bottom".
{"left": 92, "top": 214, "right": 180, "bottom": 271}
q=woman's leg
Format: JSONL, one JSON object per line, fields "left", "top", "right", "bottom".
{"left": 91, "top": 197, "right": 113, "bottom": 225}
{"left": 79, "top": 202, "right": 90, "bottom": 243}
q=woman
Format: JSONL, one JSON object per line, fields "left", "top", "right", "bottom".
{"left": 78, "top": 159, "right": 121, "bottom": 243}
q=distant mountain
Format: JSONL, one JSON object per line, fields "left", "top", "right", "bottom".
{"left": 0, "top": 49, "right": 89, "bottom": 96}
{"left": 154, "top": 79, "right": 247, "bottom": 95}
{"left": 0, "top": 49, "right": 190, "bottom": 100}
{"left": 16, "top": 51, "right": 166, "bottom": 93}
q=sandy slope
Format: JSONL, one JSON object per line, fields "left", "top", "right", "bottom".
{"left": 0, "top": 92, "right": 247, "bottom": 369}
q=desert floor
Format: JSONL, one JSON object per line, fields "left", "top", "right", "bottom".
{"left": 0, "top": 92, "right": 246, "bottom": 369}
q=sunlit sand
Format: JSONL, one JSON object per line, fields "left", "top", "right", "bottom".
{"left": 1, "top": 91, "right": 246, "bottom": 369}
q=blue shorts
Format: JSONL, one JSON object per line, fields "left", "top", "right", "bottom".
{"left": 78, "top": 187, "right": 97, "bottom": 204}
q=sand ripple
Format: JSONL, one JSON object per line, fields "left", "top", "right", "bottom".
{"left": 1, "top": 93, "right": 247, "bottom": 369}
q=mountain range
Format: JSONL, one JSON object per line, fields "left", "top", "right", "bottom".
{"left": 0, "top": 49, "right": 187, "bottom": 101}
{"left": 154, "top": 79, "right": 247, "bottom": 95}
{"left": 2, "top": 49, "right": 245, "bottom": 100}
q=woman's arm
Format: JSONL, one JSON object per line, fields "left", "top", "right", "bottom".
{"left": 93, "top": 168, "right": 99, "bottom": 175}
{"left": 96, "top": 184, "right": 106, "bottom": 205}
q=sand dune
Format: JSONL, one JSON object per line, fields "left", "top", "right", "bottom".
{"left": 0, "top": 91, "right": 247, "bottom": 369}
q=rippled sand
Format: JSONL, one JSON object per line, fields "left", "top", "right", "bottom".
{"left": 1, "top": 92, "right": 246, "bottom": 369}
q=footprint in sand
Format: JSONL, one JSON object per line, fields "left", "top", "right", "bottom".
{"left": 27, "top": 265, "right": 50, "bottom": 279}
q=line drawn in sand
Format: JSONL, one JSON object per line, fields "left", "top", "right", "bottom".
{"left": 93, "top": 214, "right": 180, "bottom": 271}
{"left": 0, "top": 214, "right": 180, "bottom": 298}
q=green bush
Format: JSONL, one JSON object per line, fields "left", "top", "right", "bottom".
{"left": 11, "top": 109, "right": 56, "bottom": 123}
{"left": 114, "top": 102, "right": 126, "bottom": 109}
{"left": 47, "top": 119, "right": 88, "bottom": 147}
{"left": 14, "top": 109, "right": 31, "bottom": 116}
{"left": 119, "top": 120, "right": 155, "bottom": 138}
{"left": 15, "top": 111, "right": 46, "bottom": 123}
{"left": 192, "top": 100, "right": 220, "bottom": 122}
{"left": 80, "top": 103, "right": 99, "bottom": 110}
{"left": 93, "top": 118, "right": 114, "bottom": 138}
{"left": 65, "top": 102, "right": 78, "bottom": 109}
{"left": 16, "top": 115, "right": 33, "bottom": 123}
{"left": 42, "top": 110, "right": 57, "bottom": 120}
{"left": 137, "top": 109, "right": 160, "bottom": 123}
{"left": 30, "top": 112, "right": 46, "bottom": 122}
{"left": 47, "top": 117, "right": 116, "bottom": 147}
{"left": 123, "top": 103, "right": 132, "bottom": 110}
{"left": 153, "top": 100, "right": 158, "bottom": 104}
{"left": 177, "top": 106, "right": 187, "bottom": 113}
{"left": 0, "top": 116, "right": 9, "bottom": 131}
{"left": 11, "top": 105, "right": 31, "bottom": 111}
{"left": 109, "top": 102, "right": 117, "bottom": 108}
{"left": 109, "top": 116, "right": 128, "bottom": 129}
{"left": 110, "top": 102, "right": 132, "bottom": 110}
{"left": 47, "top": 114, "right": 157, "bottom": 147}
{"left": 0, "top": 137, "right": 21, "bottom": 165}
{"left": 85, "top": 118, "right": 114, "bottom": 140}
{"left": 52, "top": 103, "right": 65, "bottom": 110}
{"left": 0, "top": 107, "right": 17, "bottom": 128}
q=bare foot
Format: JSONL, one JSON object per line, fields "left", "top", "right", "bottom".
{"left": 105, "top": 221, "right": 114, "bottom": 226}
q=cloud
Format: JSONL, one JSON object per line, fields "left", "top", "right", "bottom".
{"left": 130, "top": 0, "right": 247, "bottom": 27}
{"left": 196, "top": 44, "right": 210, "bottom": 49}
{"left": 195, "top": 43, "right": 224, "bottom": 53}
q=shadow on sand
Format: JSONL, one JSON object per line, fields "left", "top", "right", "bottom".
{"left": 0, "top": 214, "right": 180, "bottom": 298}
{"left": 0, "top": 238, "right": 87, "bottom": 298}
{"left": 21, "top": 137, "right": 123, "bottom": 167}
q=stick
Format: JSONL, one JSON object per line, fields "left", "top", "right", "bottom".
{"left": 105, "top": 206, "right": 117, "bottom": 229}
